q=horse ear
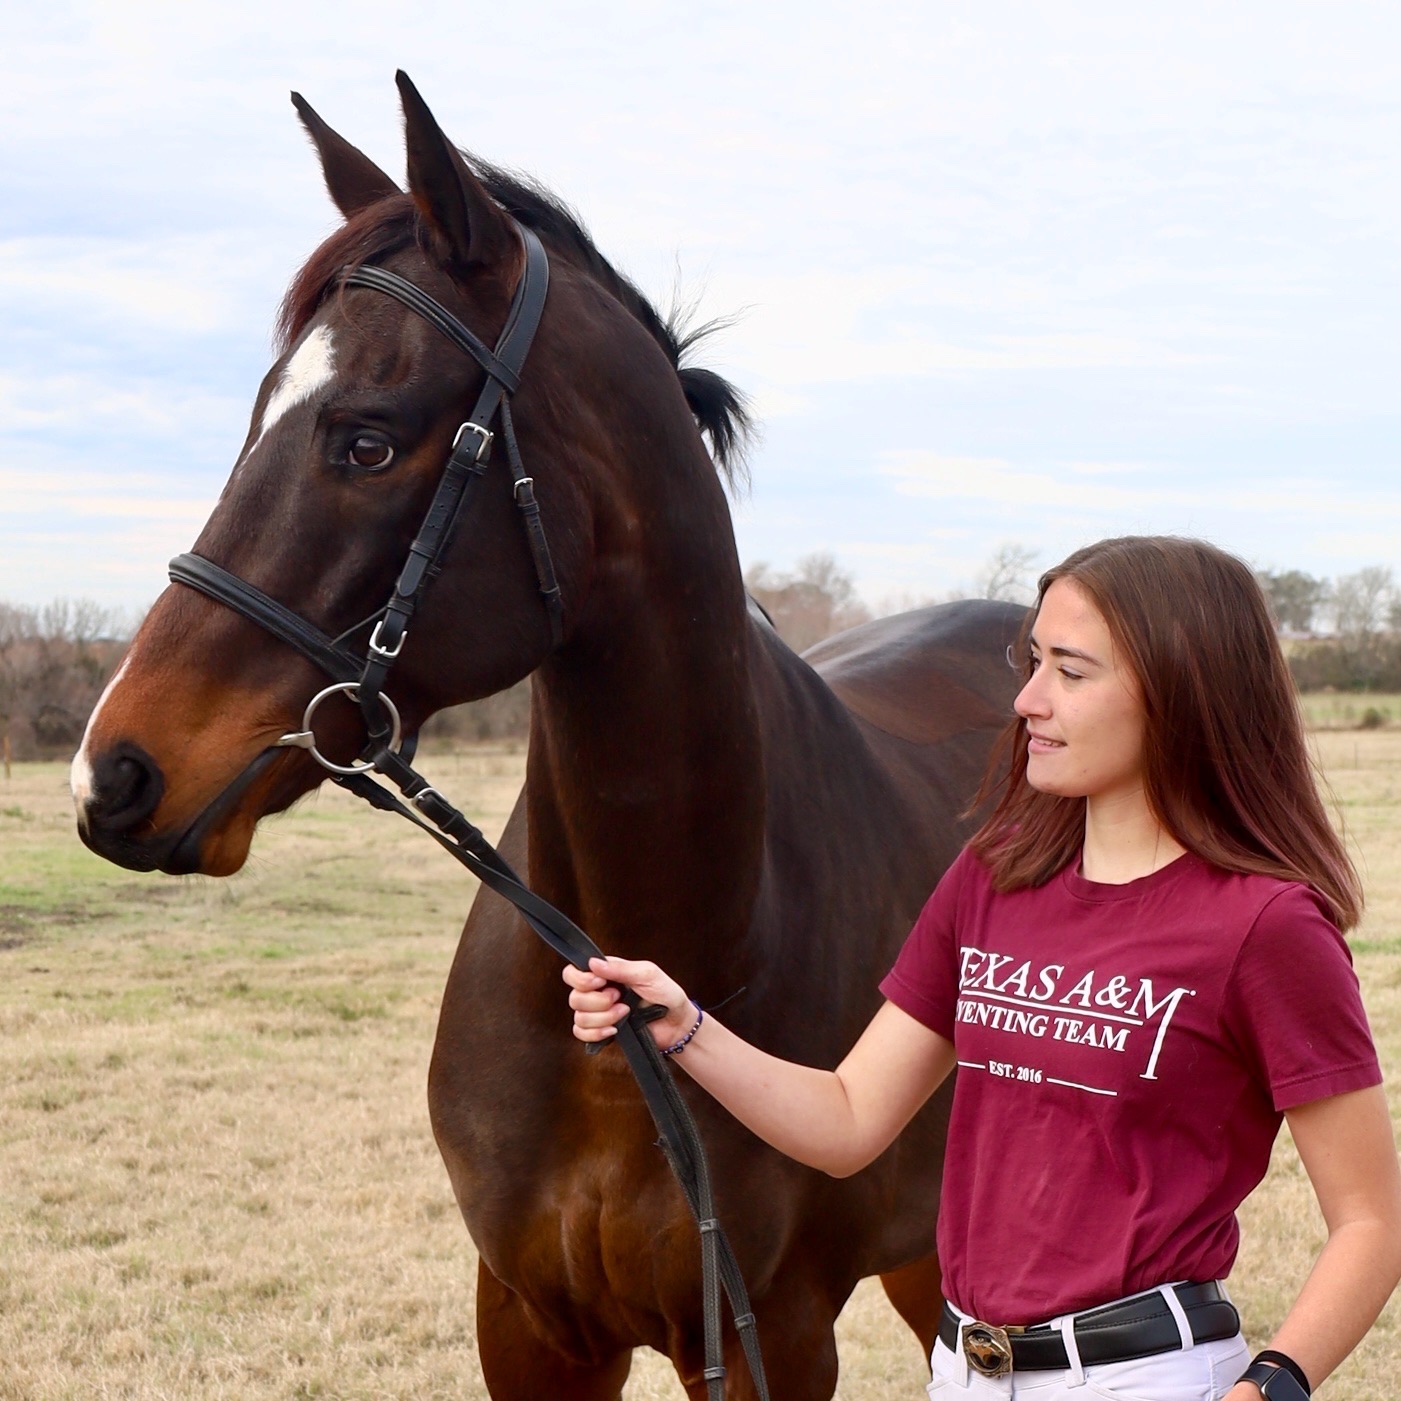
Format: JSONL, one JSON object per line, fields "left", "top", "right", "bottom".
{"left": 291, "top": 92, "right": 400, "bottom": 217}
{"left": 396, "top": 70, "right": 516, "bottom": 273}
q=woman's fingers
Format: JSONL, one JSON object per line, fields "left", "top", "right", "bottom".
{"left": 561, "top": 963, "right": 608, "bottom": 991}
{"left": 588, "top": 955, "right": 652, "bottom": 987}
{"left": 571, "top": 997, "right": 628, "bottom": 1041}
{"left": 567, "top": 984, "right": 620, "bottom": 1012}
{"left": 561, "top": 960, "right": 626, "bottom": 1041}
{"left": 573, "top": 1016, "right": 625, "bottom": 1040}
{"left": 562, "top": 956, "right": 666, "bottom": 995}
{"left": 588, "top": 956, "right": 681, "bottom": 1007}
{"left": 562, "top": 954, "right": 690, "bottom": 1046}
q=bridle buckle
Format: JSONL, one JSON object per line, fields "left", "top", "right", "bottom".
{"left": 411, "top": 785, "right": 446, "bottom": 812}
{"left": 452, "top": 420, "right": 494, "bottom": 462}
{"left": 962, "top": 1320, "right": 1019, "bottom": 1378}
{"left": 368, "top": 617, "right": 407, "bottom": 660}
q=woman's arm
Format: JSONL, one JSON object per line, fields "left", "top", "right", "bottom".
{"left": 564, "top": 956, "right": 956, "bottom": 1178}
{"left": 1225, "top": 1084, "right": 1401, "bottom": 1398}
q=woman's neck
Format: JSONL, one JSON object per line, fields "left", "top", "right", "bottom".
{"left": 1080, "top": 788, "right": 1187, "bottom": 884}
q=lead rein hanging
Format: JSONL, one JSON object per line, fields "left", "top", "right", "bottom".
{"left": 336, "top": 744, "right": 769, "bottom": 1401}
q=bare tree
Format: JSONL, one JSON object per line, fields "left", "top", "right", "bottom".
{"left": 874, "top": 587, "right": 943, "bottom": 615}
{"left": 744, "top": 552, "right": 872, "bottom": 654}
{"left": 1331, "top": 566, "right": 1395, "bottom": 640}
{"left": 976, "top": 543, "right": 1040, "bottom": 605}
{"left": 0, "top": 599, "right": 133, "bottom": 760}
{"left": 1256, "top": 569, "right": 1329, "bottom": 635}
{"left": 0, "top": 602, "right": 37, "bottom": 649}
{"left": 423, "top": 679, "right": 533, "bottom": 744}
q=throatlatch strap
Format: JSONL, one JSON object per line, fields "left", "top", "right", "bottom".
{"left": 501, "top": 399, "right": 565, "bottom": 647}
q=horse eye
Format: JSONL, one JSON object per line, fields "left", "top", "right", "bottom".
{"left": 348, "top": 436, "right": 394, "bottom": 470}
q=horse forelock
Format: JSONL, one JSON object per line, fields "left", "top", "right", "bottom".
{"left": 277, "top": 166, "right": 751, "bottom": 486}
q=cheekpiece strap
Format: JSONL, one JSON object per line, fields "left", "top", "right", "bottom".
{"left": 344, "top": 226, "right": 552, "bottom": 736}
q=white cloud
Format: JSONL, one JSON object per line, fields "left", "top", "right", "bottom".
{"left": 0, "top": 371, "right": 247, "bottom": 438}
{"left": 0, "top": 234, "right": 290, "bottom": 336}
{"left": 715, "top": 286, "right": 1209, "bottom": 384}
{"left": 879, "top": 451, "right": 1401, "bottom": 522}
{"left": 0, "top": 464, "right": 214, "bottom": 526}
{"left": 0, "top": 521, "right": 192, "bottom": 606}
{"left": 742, "top": 386, "right": 812, "bottom": 421}
{"left": 1, "top": 1, "right": 1397, "bottom": 612}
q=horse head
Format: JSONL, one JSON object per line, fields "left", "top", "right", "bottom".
{"left": 73, "top": 73, "right": 747, "bottom": 877}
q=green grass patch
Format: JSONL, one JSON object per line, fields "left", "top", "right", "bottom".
{"left": 1300, "top": 690, "right": 1401, "bottom": 730}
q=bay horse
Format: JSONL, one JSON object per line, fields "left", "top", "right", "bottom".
{"left": 72, "top": 74, "right": 1023, "bottom": 1399}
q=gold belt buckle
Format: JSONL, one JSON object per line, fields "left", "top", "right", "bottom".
{"left": 961, "top": 1320, "right": 1021, "bottom": 1378}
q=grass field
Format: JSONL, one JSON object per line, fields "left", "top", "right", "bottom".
{"left": 1298, "top": 692, "right": 1401, "bottom": 731}
{"left": 1, "top": 733, "right": 1399, "bottom": 1399}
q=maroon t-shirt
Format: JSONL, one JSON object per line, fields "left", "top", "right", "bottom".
{"left": 880, "top": 846, "right": 1381, "bottom": 1325}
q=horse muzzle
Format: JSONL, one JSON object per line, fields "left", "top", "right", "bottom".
{"left": 74, "top": 743, "right": 297, "bottom": 876}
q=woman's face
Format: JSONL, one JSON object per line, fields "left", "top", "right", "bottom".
{"left": 1014, "top": 577, "right": 1147, "bottom": 806}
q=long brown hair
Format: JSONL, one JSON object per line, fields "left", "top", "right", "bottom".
{"left": 969, "top": 536, "right": 1363, "bottom": 929}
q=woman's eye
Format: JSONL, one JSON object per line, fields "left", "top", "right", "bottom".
{"left": 348, "top": 435, "right": 394, "bottom": 470}
{"left": 1059, "top": 667, "right": 1083, "bottom": 681}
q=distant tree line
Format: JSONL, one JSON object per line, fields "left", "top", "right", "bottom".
{"left": 0, "top": 601, "right": 131, "bottom": 762}
{"left": 424, "top": 551, "right": 876, "bottom": 744}
{"left": 951, "top": 553, "right": 1401, "bottom": 693}
{"left": 744, "top": 552, "right": 874, "bottom": 652}
{"left": 1256, "top": 566, "right": 1401, "bottom": 692}
{"left": 5, "top": 557, "right": 1398, "bottom": 759}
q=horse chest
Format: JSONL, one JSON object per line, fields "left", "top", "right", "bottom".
{"left": 458, "top": 1067, "right": 703, "bottom": 1314}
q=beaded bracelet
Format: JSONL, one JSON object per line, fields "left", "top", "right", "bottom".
{"left": 661, "top": 1002, "right": 704, "bottom": 1056}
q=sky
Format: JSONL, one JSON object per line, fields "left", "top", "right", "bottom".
{"left": 2, "top": 1, "right": 1397, "bottom": 617}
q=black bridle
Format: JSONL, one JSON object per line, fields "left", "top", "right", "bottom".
{"left": 167, "top": 223, "right": 768, "bottom": 1401}
{"left": 171, "top": 225, "right": 560, "bottom": 765}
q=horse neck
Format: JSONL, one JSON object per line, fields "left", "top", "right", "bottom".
{"left": 524, "top": 464, "right": 766, "bottom": 987}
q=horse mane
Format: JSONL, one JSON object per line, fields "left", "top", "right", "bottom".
{"left": 278, "top": 161, "right": 752, "bottom": 484}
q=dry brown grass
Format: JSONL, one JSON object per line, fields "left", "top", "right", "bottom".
{"left": 1, "top": 734, "right": 1398, "bottom": 1398}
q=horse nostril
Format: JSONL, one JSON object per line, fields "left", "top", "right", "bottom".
{"left": 88, "top": 745, "right": 166, "bottom": 834}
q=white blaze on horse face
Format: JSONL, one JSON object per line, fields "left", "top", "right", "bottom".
{"left": 70, "top": 654, "right": 132, "bottom": 821}
{"left": 247, "top": 324, "right": 338, "bottom": 456}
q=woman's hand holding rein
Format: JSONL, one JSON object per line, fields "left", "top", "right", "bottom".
{"left": 563, "top": 957, "right": 958, "bottom": 1179}
{"left": 564, "top": 956, "right": 697, "bottom": 1050}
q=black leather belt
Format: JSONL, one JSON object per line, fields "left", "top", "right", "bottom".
{"left": 938, "top": 1281, "right": 1240, "bottom": 1377}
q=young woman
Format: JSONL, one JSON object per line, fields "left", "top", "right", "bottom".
{"left": 565, "top": 536, "right": 1401, "bottom": 1399}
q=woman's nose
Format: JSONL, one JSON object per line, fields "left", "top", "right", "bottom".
{"left": 1014, "top": 673, "right": 1047, "bottom": 719}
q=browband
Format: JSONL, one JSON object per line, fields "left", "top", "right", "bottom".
{"left": 343, "top": 264, "right": 523, "bottom": 394}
